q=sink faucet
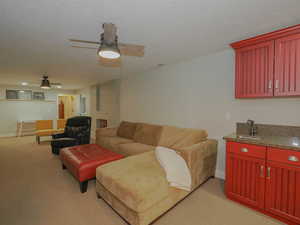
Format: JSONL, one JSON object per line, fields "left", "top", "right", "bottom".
{"left": 247, "top": 119, "right": 257, "bottom": 136}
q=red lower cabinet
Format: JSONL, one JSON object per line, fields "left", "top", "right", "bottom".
{"left": 226, "top": 153, "right": 266, "bottom": 209}
{"left": 265, "top": 151, "right": 300, "bottom": 224}
{"left": 226, "top": 142, "right": 300, "bottom": 225}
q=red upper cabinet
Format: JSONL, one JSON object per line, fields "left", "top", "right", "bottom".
{"left": 231, "top": 24, "right": 300, "bottom": 98}
{"left": 235, "top": 41, "right": 274, "bottom": 98}
{"left": 274, "top": 33, "right": 300, "bottom": 96}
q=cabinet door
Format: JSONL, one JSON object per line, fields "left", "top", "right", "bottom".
{"left": 235, "top": 41, "right": 274, "bottom": 98}
{"left": 274, "top": 33, "right": 300, "bottom": 96}
{"left": 226, "top": 152, "right": 266, "bottom": 209}
{"left": 265, "top": 161, "right": 300, "bottom": 224}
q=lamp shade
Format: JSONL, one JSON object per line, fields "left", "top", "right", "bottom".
{"left": 40, "top": 76, "right": 51, "bottom": 89}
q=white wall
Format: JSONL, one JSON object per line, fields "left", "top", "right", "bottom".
{"left": 120, "top": 49, "right": 300, "bottom": 179}
{"left": 76, "top": 79, "right": 121, "bottom": 139}
{"left": 75, "top": 86, "right": 91, "bottom": 116}
{"left": 90, "top": 80, "right": 121, "bottom": 137}
{"left": 0, "top": 85, "right": 75, "bottom": 136}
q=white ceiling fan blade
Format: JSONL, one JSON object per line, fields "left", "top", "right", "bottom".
{"left": 71, "top": 45, "right": 98, "bottom": 50}
{"left": 69, "top": 39, "right": 100, "bottom": 45}
{"left": 50, "top": 82, "right": 62, "bottom": 85}
{"left": 119, "top": 43, "right": 145, "bottom": 57}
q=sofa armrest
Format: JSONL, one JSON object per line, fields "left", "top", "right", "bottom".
{"left": 175, "top": 139, "right": 218, "bottom": 190}
{"left": 96, "top": 127, "right": 118, "bottom": 137}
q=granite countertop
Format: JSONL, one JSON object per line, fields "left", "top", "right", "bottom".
{"left": 223, "top": 133, "right": 300, "bottom": 152}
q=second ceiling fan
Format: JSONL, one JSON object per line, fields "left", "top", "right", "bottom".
{"left": 69, "top": 23, "right": 145, "bottom": 67}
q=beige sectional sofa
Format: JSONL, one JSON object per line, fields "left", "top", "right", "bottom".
{"left": 95, "top": 121, "right": 218, "bottom": 225}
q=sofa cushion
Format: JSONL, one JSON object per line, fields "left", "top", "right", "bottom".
{"left": 117, "top": 121, "right": 137, "bottom": 139}
{"left": 96, "top": 180, "right": 188, "bottom": 225}
{"left": 96, "top": 136, "right": 133, "bottom": 154}
{"left": 96, "top": 127, "right": 118, "bottom": 137}
{"left": 96, "top": 151, "right": 169, "bottom": 212}
{"left": 118, "top": 142, "right": 155, "bottom": 156}
{"left": 133, "top": 123, "right": 163, "bottom": 146}
{"left": 159, "top": 126, "right": 208, "bottom": 149}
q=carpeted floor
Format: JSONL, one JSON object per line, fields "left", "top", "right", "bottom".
{"left": 0, "top": 136, "right": 284, "bottom": 225}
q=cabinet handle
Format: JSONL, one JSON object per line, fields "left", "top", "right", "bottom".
{"left": 267, "top": 167, "right": 271, "bottom": 179}
{"left": 260, "top": 165, "right": 264, "bottom": 177}
{"left": 288, "top": 156, "right": 299, "bottom": 162}
{"left": 268, "top": 80, "right": 272, "bottom": 89}
{"left": 275, "top": 80, "right": 279, "bottom": 89}
{"left": 240, "top": 148, "right": 248, "bottom": 153}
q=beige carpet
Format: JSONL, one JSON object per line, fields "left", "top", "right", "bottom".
{"left": 0, "top": 136, "right": 284, "bottom": 225}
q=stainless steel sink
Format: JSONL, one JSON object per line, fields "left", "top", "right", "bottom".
{"left": 237, "top": 135, "right": 262, "bottom": 140}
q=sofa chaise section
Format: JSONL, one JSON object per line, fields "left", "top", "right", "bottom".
{"left": 96, "top": 151, "right": 190, "bottom": 225}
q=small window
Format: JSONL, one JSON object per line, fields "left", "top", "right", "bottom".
{"left": 6, "top": 90, "right": 32, "bottom": 100}
{"left": 6, "top": 90, "right": 18, "bottom": 99}
{"left": 32, "top": 92, "right": 45, "bottom": 100}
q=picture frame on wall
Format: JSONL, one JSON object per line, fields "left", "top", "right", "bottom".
{"left": 32, "top": 92, "right": 45, "bottom": 100}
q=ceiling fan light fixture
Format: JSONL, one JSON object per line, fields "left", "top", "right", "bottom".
{"left": 98, "top": 49, "right": 120, "bottom": 59}
{"left": 98, "top": 44, "right": 120, "bottom": 59}
{"left": 40, "top": 75, "right": 51, "bottom": 89}
{"left": 97, "top": 33, "right": 120, "bottom": 59}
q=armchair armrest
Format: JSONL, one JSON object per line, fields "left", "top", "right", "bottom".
{"left": 52, "top": 132, "right": 67, "bottom": 139}
{"left": 96, "top": 127, "right": 118, "bottom": 137}
{"left": 175, "top": 139, "right": 218, "bottom": 190}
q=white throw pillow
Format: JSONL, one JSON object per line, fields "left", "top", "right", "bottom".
{"left": 155, "top": 146, "right": 192, "bottom": 191}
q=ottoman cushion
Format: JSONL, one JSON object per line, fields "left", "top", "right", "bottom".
{"left": 118, "top": 142, "right": 155, "bottom": 156}
{"left": 60, "top": 144, "right": 123, "bottom": 182}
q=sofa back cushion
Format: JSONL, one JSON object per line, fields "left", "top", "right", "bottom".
{"left": 133, "top": 123, "right": 163, "bottom": 146}
{"left": 117, "top": 121, "right": 137, "bottom": 139}
{"left": 159, "top": 126, "right": 208, "bottom": 149}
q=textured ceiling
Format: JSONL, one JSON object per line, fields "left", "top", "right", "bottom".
{"left": 0, "top": 0, "right": 300, "bottom": 89}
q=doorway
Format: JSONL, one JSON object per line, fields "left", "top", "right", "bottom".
{"left": 58, "top": 95, "right": 75, "bottom": 119}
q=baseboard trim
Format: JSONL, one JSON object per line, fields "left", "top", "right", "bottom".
{"left": 215, "top": 169, "right": 225, "bottom": 180}
{"left": 0, "top": 133, "right": 16, "bottom": 138}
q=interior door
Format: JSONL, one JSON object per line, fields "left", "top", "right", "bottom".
{"left": 235, "top": 40, "right": 274, "bottom": 98}
{"left": 265, "top": 161, "right": 300, "bottom": 224}
{"left": 274, "top": 33, "right": 300, "bottom": 96}
{"left": 226, "top": 153, "right": 266, "bottom": 209}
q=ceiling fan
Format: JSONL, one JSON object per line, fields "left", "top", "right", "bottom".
{"left": 40, "top": 75, "right": 62, "bottom": 89}
{"left": 69, "top": 23, "right": 145, "bottom": 67}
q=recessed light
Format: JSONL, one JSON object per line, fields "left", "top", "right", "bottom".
{"left": 56, "top": 85, "right": 62, "bottom": 89}
{"left": 21, "top": 82, "right": 28, "bottom": 86}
